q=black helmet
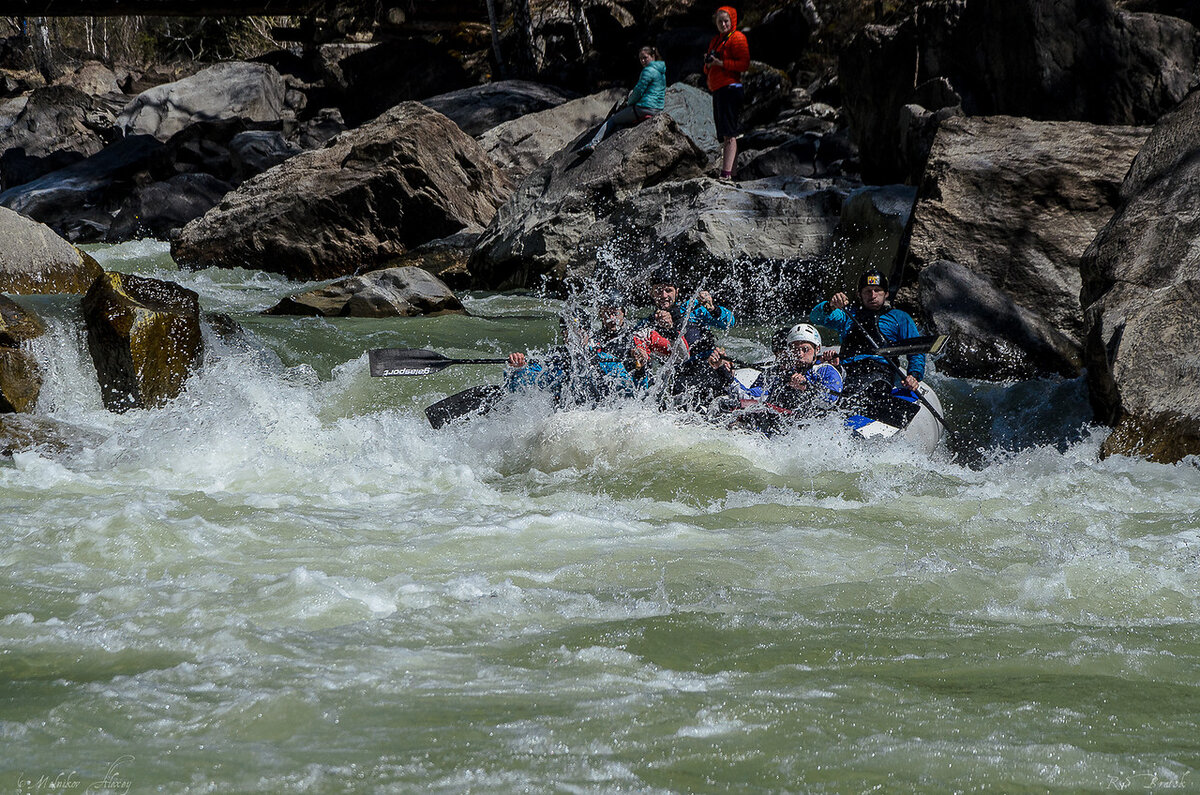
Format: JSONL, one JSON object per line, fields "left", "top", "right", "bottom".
{"left": 598, "top": 289, "right": 624, "bottom": 309}
{"left": 648, "top": 266, "right": 677, "bottom": 287}
{"left": 857, "top": 269, "right": 889, "bottom": 292}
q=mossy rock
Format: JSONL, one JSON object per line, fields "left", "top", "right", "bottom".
{"left": 82, "top": 271, "right": 204, "bottom": 412}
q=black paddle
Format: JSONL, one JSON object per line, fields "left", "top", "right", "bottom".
{"left": 872, "top": 334, "right": 947, "bottom": 358}
{"left": 368, "top": 348, "right": 508, "bottom": 377}
{"left": 425, "top": 384, "right": 506, "bottom": 429}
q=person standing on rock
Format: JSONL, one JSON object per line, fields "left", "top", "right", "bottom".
{"left": 580, "top": 46, "right": 666, "bottom": 152}
{"left": 704, "top": 6, "right": 750, "bottom": 180}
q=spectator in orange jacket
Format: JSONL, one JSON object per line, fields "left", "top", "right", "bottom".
{"left": 703, "top": 6, "right": 750, "bottom": 179}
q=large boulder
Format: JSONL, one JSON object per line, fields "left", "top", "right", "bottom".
{"left": 52, "top": 60, "right": 126, "bottom": 96}
{"left": 420, "top": 80, "right": 576, "bottom": 136}
{"left": 375, "top": 229, "right": 481, "bottom": 289}
{"left": 479, "top": 87, "right": 625, "bottom": 182}
{"left": 469, "top": 112, "right": 709, "bottom": 288}
{"left": 840, "top": 0, "right": 1197, "bottom": 181}
{"left": 832, "top": 185, "right": 917, "bottom": 286}
{"left": 907, "top": 115, "right": 1149, "bottom": 377}
{"left": 81, "top": 271, "right": 204, "bottom": 412}
{"left": 737, "top": 130, "right": 857, "bottom": 181}
{"left": 940, "top": 0, "right": 1197, "bottom": 123}
{"left": 590, "top": 176, "right": 853, "bottom": 317}
{"left": 0, "top": 84, "right": 116, "bottom": 190}
{"left": 115, "top": 62, "right": 289, "bottom": 141}
{"left": 0, "top": 134, "right": 165, "bottom": 241}
{"left": 0, "top": 206, "right": 103, "bottom": 293}
{"left": 1080, "top": 88, "right": 1200, "bottom": 463}
{"left": 264, "top": 265, "right": 465, "bottom": 318}
{"left": 662, "top": 82, "right": 720, "bottom": 162}
{"left": 171, "top": 102, "right": 511, "bottom": 280}
{"left": 106, "top": 173, "right": 233, "bottom": 242}
{"left": 919, "top": 259, "right": 1083, "bottom": 379}
{"left": 0, "top": 294, "right": 44, "bottom": 413}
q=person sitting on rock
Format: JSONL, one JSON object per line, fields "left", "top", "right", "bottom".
{"left": 809, "top": 268, "right": 924, "bottom": 421}
{"left": 580, "top": 46, "right": 666, "bottom": 153}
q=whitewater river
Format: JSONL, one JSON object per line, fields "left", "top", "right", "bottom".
{"left": 3, "top": 241, "right": 1199, "bottom": 793}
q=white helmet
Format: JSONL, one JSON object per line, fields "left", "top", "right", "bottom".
{"left": 786, "top": 323, "right": 822, "bottom": 348}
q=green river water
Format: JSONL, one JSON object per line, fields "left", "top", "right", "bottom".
{"left": 2, "top": 241, "right": 1198, "bottom": 793}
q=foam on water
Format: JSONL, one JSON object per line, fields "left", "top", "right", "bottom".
{"left": 5, "top": 250, "right": 1200, "bottom": 791}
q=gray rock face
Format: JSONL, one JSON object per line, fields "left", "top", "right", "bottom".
{"left": 471, "top": 106, "right": 853, "bottom": 316}
{"left": 469, "top": 112, "right": 710, "bottom": 289}
{"left": 833, "top": 185, "right": 917, "bottom": 287}
{"left": 227, "top": 130, "right": 301, "bottom": 183}
{"left": 377, "top": 229, "right": 481, "bottom": 289}
{"left": 421, "top": 80, "right": 577, "bottom": 136}
{"left": 0, "top": 134, "right": 165, "bottom": 242}
{"left": 908, "top": 115, "right": 1149, "bottom": 373}
{"left": 52, "top": 61, "right": 126, "bottom": 96}
{"left": 840, "top": 0, "right": 1197, "bottom": 181}
{"left": 264, "top": 265, "right": 465, "bottom": 318}
{"left": 0, "top": 85, "right": 116, "bottom": 189}
{"left": 1081, "top": 89, "right": 1200, "bottom": 463}
{"left": 919, "top": 259, "right": 1083, "bottom": 380}
{"left": 107, "top": 173, "right": 232, "bottom": 242}
{"left": 663, "top": 82, "right": 720, "bottom": 162}
{"left": 479, "top": 88, "right": 625, "bottom": 183}
{"left": 0, "top": 206, "right": 103, "bottom": 294}
{"left": 116, "top": 62, "right": 288, "bottom": 141}
{"left": 172, "top": 102, "right": 511, "bottom": 280}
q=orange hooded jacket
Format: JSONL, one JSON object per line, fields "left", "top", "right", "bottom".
{"left": 704, "top": 6, "right": 750, "bottom": 92}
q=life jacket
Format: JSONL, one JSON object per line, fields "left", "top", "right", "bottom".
{"left": 839, "top": 305, "right": 888, "bottom": 360}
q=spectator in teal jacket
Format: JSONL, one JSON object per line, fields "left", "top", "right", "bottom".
{"left": 580, "top": 46, "right": 666, "bottom": 152}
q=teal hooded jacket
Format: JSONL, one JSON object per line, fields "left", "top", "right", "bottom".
{"left": 627, "top": 60, "right": 666, "bottom": 111}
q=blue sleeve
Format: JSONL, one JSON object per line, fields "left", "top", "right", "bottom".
{"left": 890, "top": 311, "right": 926, "bottom": 380}
{"left": 505, "top": 363, "right": 543, "bottom": 392}
{"left": 627, "top": 65, "right": 653, "bottom": 106}
{"left": 688, "top": 303, "right": 735, "bottom": 330}
{"left": 810, "top": 363, "right": 843, "bottom": 404}
{"left": 809, "top": 301, "right": 852, "bottom": 337}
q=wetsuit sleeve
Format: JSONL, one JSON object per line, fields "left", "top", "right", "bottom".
{"left": 506, "top": 362, "right": 544, "bottom": 391}
{"left": 810, "top": 363, "right": 843, "bottom": 404}
{"left": 809, "top": 301, "right": 852, "bottom": 337}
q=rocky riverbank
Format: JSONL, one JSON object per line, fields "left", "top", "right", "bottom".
{"left": 0, "top": 0, "right": 1198, "bottom": 462}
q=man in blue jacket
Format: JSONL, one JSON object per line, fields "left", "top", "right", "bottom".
{"left": 640, "top": 266, "right": 735, "bottom": 334}
{"left": 809, "top": 269, "right": 924, "bottom": 415}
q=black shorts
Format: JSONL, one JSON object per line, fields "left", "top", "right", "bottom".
{"left": 712, "top": 84, "right": 744, "bottom": 141}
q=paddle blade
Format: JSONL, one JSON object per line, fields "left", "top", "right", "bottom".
{"left": 368, "top": 348, "right": 452, "bottom": 377}
{"left": 872, "top": 334, "right": 948, "bottom": 358}
{"left": 425, "top": 385, "right": 505, "bottom": 429}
